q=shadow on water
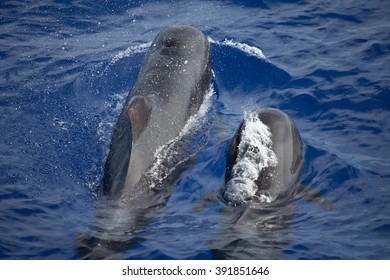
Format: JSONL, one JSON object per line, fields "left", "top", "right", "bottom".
{"left": 75, "top": 185, "right": 172, "bottom": 259}
{"left": 210, "top": 199, "right": 296, "bottom": 259}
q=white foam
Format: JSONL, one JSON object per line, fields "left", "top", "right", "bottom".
{"left": 208, "top": 37, "right": 267, "bottom": 60}
{"left": 224, "top": 112, "right": 278, "bottom": 205}
{"left": 144, "top": 85, "right": 215, "bottom": 189}
{"left": 110, "top": 42, "right": 151, "bottom": 64}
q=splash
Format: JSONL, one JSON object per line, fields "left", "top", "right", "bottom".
{"left": 224, "top": 112, "right": 278, "bottom": 205}
{"left": 110, "top": 42, "right": 152, "bottom": 65}
{"left": 208, "top": 37, "right": 267, "bottom": 60}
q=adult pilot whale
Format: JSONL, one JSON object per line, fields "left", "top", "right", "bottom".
{"left": 77, "top": 25, "right": 212, "bottom": 259}
{"left": 222, "top": 108, "right": 333, "bottom": 228}
{"left": 104, "top": 25, "right": 211, "bottom": 198}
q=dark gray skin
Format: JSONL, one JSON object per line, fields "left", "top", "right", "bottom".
{"left": 223, "top": 108, "right": 303, "bottom": 227}
{"left": 103, "top": 25, "right": 211, "bottom": 200}
{"left": 77, "top": 25, "right": 211, "bottom": 259}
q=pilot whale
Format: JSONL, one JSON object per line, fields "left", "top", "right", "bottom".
{"left": 209, "top": 108, "right": 333, "bottom": 259}
{"left": 104, "top": 25, "right": 211, "bottom": 198}
{"left": 77, "top": 25, "right": 212, "bottom": 259}
{"left": 212, "top": 109, "right": 304, "bottom": 259}
{"left": 222, "top": 108, "right": 302, "bottom": 233}
{"left": 222, "top": 108, "right": 333, "bottom": 229}
{"left": 224, "top": 108, "right": 303, "bottom": 206}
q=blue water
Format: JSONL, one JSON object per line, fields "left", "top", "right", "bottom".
{"left": 0, "top": 0, "right": 389, "bottom": 259}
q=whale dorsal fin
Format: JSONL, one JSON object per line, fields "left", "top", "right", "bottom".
{"left": 127, "top": 96, "right": 152, "bottom": 142}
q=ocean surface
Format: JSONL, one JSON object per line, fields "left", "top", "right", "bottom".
{"left": 0, "top": 0, "right": 389, "bottom": 259}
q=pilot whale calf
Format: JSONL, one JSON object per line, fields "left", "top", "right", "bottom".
{"left": 208, "top": 108, "right": 305, "bottom": 258}
{"left": 210, "top": 108, "right": 334, "bottom": 258}
{"left": 77, "top": 25, "right": 212, "bottom": 259}
{"left": 222, "top": 108, "right": 333, "bottom": 232}
{"left": 224, "top": 108, "right": 303, "bottom": 206}
{"left": 104, "top": 25, "right": 212, "bottom": 198}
